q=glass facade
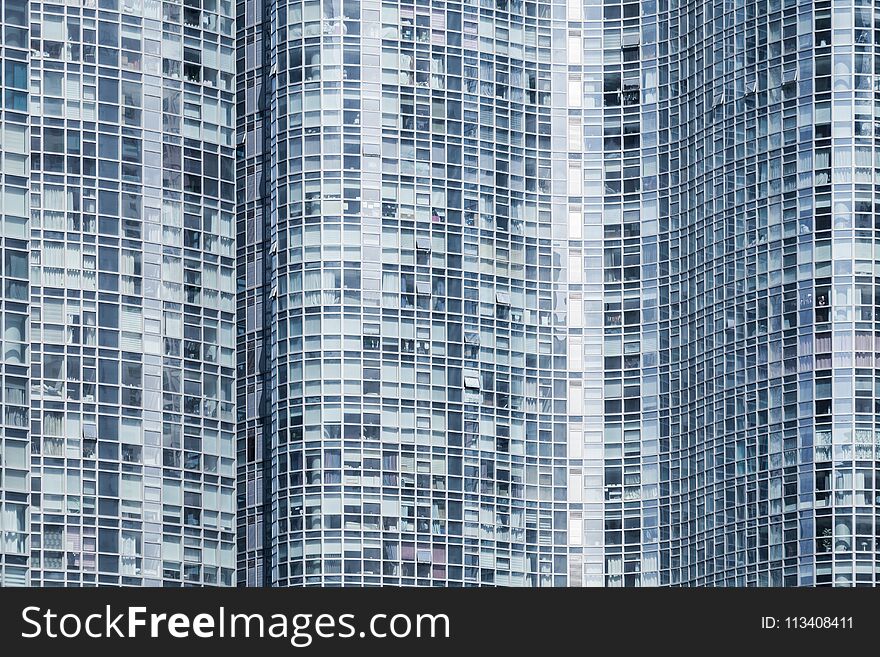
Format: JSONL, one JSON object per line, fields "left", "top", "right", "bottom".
{"left": 244, "top": 0, "right": 880, "bottom": 588}
{"left": 242, "top": 0, "right": 605, "bottom": 587}
{"left": 0, "top": 0, "right": 237, "bottom": 585}
{"left": 648, "top": 0, "right": 878, "bottom": 587}
{"left": 3, "top": 0, "right": 879, "bottom": 588}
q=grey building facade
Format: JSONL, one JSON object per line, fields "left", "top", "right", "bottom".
{"left": 239, "top": 0, "right": 880, "bottom": 588}
{"left": 0, "top": 0, "right": 237, "bottom": 585}
{"left": 1, "top": 0, "right": 877, "bottom": 587}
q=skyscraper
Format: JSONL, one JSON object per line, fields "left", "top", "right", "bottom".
{"left": 648, "top": 0, "right": 876, "bottom": 587}
{"left": 239, "top": 0, "right": 880, "bottom": 588}
{"left": 237, "top": 0, "right": 599, "bottom": 586}
{"left": 3, "top": 0, "right": 878, "bottom": 589}
{"left": 0, "top": 0, "right": 237, "bottom": 585}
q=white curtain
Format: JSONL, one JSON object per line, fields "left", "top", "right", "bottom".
{"left": 162, "top": 280, "right": 182, "bottom": 302}
{"left": 220, "top": 266, "right": 233, "bottom": 293}
{"left": 43, "top": 242, "right": 64, "bottom": 267}
{"left": 382, "top": 271, "right": 399, "bottom": 309}
{"left": 834, "top": 56, "right": 852, "bottom": 91}
{"left": 121, "top": 531, "right": 139, "bottom": 556}
{"left": 163, "top": 200, "right": 181, "bottom": 226}
{"left": 4, "top": 314, "right": 25, "bottom": 347}
{"left": 121, "top": 276, "right": 138, "bottom": 295}
{"left": 44, "top": 411, "right": 64, "bottom": 436}
{"left": 431, "top": 56, "right": 445, "bottom": 89}
{"left": 303, "top": 269, "right": 336, "bottom": 305}
{"left": 4, "top": 379, "right": 25, "bottom": 405}
{"left": 304, "top": 269, "right": 322, "bottom": 305}
{"left": 202, "top": 288, "right": 218, "bottom": 310}
{"left": 203, "top": 263, "right": 218, "bottom": 289}
{"left": 855, "top": 331, "right": 872, "bottom": 351}
{"left": 44, "top": 185, "right": 65, "bottom": 210}
{"left": 121, "top": 250, "right": 139, "bottom": 278}
{"left": 143, "top": 0, "right": 160, "bottom": 18}
{"left": 44, "top": 211, "right": 65, "bottom": 230}
{"left": 2, "top": 504, "right": 25, "bottom": 533}
{"left": 44, "top": 437, "right": 64, "bottom": 457}
{"left": 43, "top": 242, "right": 65, "bottom": 286}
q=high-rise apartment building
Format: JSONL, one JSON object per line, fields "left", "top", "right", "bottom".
{"left": 3, "top": 0, "right": 878, "bottom": 587}
{"left": 239, "top": 0, "right": 880, "bottom": 588}
{"left": 238, "top": 0, "right": 589, "bottom": 587}
{"left": 0, "top": 0, "right": 237, "bottom": 585}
